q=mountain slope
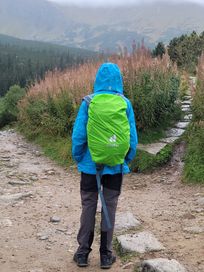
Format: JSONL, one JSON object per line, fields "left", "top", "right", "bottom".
{"left": 1, "top": 0, "right": 204, "bottom": 51}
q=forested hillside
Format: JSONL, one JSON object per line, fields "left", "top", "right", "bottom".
{"left": 0, "top": 34, "right": 96, "bottom": 96}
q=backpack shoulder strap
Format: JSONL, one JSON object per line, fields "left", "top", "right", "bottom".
{"left": 83, "top": 94, "right": 94, "bottom": 106}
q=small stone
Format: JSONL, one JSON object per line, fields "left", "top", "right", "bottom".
{"left": 142, "top": 258, "right": 186, "bottom": 272}
{"left": 50, "top": 216, "right": 61, "bottom": 223}
{"left": 30, "top": 176, "right": 38, "bottom": 182}
{"left": 17, "top": 151, "right": 26, "bottom": 155}
{"left": 8, "top": 181, "right": 31, "bottom": 186}
{"left": 39, "top": 235, "right": 49, "bottom": 241}
{"left": 115, "top": 212, "right": 141, "bottom": 231}
{"left": 47, "top": 170, "right": 55, "bottom": 175}
{"left": 181, "top": 212, "right": 196, "bottom": 220}
{"left": 0, "top": 218, "right": 12, "bottom": 227}
{"left": 56, "top": 228, "right": 67, "bottom": 233}
{"left": 183, "top": 226, "right": 204, "bottom": 234}
{"left": 29, "top": 269, "right": 43, "bottom": 272}
{"left": 197, "top": 197, "right": 204, "bottom": 206}
{"left": 122, "top": 262, "right": 134, "bottom": 269}
{"left": 35, "top": 151, "right": 42, "bottom": 157}
{"left": 45, "top": 246, "right": 51, "bottom": 250}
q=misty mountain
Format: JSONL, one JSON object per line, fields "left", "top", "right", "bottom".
{"left": 0, "top": 0, "right": 204, "bottom": 51}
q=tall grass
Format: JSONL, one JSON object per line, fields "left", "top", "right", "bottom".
{"left": 184, "top": 53, "right": 204, "bottom": 183}
{"left": 18, "top": 47, "right": 179, "bottom": 136}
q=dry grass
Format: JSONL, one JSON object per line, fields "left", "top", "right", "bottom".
{"left": 21, "top": 47, "right": 177, "bottom": 106}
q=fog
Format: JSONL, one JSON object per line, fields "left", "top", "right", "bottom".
{"left": 48, "top": 0, "right": 204, "bottom": 7}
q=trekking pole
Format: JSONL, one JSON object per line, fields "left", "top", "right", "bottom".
{"left": 96, "top": 165, "right": 112, "bottom": 230}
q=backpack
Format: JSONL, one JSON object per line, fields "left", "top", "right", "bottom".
{"left": 84, "top": 93, "right": 130, "bottom": 167}
{"left": 84, "top": 93, "right": 130, "bottom": 229}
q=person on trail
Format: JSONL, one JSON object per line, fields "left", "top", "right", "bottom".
{"left": 72, "top": 62, "right": 138, "bottom": 269}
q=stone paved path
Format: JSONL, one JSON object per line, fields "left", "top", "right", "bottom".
{"left": 138, "top": 78, "right": 194, "bottom": 156}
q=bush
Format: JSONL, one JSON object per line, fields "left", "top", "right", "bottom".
{"left": 19, "top": 91, "right": 75, "bottom": 138}
{"left": 18, "top": 49, "right": 180, "bottom": 168}
{"left": 126, "top": 71, "right": 180, "bottom": 130}
{"left": 19, "top": 48, "right": 179, "bottom": 135}
{"left": 184, "top": 122, "right": 204, "bottom": 183}
{"left": 0, "top": 85, "right": 25, "bottom": 128}
{"left": 183, "top": 53, "right": 204, "bottom": 183}
{"left": 131, "top": 144, "right": 173, "bottom": 172}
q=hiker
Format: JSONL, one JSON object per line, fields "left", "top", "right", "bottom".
{"left": 72, "top": 62, "right": 138, "bottom": 269}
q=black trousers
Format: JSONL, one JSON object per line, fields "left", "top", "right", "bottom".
{"left": 76, "top": 172, "right": 123, "bottom": 256}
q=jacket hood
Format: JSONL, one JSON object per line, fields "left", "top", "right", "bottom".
{"left": 93, "top": 62, "right": 123, "bottom": 94}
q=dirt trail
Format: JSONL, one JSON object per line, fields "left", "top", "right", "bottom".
{"left": 0, "top": 130, "right": 203, "bottom": 272}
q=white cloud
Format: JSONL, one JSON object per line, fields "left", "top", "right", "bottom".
{"left": 47, "top": 0, "right": 204, "bottom": 7}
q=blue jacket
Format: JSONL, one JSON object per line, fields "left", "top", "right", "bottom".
{"left": 72, "top": 62, "right": 138, "bottom": 175}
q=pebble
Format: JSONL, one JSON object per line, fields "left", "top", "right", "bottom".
{"left": 50, "top": 216, "right": 61, "bottom": 223}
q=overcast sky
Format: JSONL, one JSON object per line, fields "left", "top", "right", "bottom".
{"left": 48, "top": 0, "right": 204, "bottom": 7}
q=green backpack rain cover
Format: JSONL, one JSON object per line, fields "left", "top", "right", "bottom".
{"left": 87, "top": 93, "right": 130, "bottom": 167}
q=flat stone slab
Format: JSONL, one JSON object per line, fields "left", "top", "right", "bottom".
{"left": 137, "top": 143, "right": 167, "bottom": 155}
{"left": 115, "top": 212, "right": 141, "bottom": 231}
{"left": 117, "top": 231, "right": 164, "bottom": 253}
{"left": 160, "top": 137, "right": 179, "bottom": 144}
{"left": 166, "top": 128, "right": 185, "bottom": 137}
{"left": 181, "top": 106, "right": 191, "bottom": 112}
{"left": 142, "top": 258, "right": 186, "bottom": 272}
{"left": 183, "top": 95, "right": 192, "bottom": 100}
{"left": 175, "top": 122, "right": 190, "bottom": 129}
{"left": 181, "top": 100, "right": 191, "bottom": 105}
{"left": 183, "top": 114, "right": 192, "bottom": 121}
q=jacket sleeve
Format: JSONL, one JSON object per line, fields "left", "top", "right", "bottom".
{"left": 72, "top": 100, "right": 88, "bottom": 163}
{"left": 125, "top": 101, "right": 138, "bottom": 163}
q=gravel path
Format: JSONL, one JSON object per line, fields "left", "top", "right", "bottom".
{"left": 0, "top": 130, "right": 203, "bottom": 272}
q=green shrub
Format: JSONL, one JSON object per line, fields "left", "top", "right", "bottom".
{"left": 183, "top": 54, "right": 204, "bottom": 183}
{"left": 131, "top": 144, "right": 173, "bottom": 172}
{"left": 19, "top": 90, "right": 76, "bottom": 138}
{"left": 184, "top": 122, "right": 204, "bottom": 183}
{"left": 179, "top": 74, "right": 189, "bottom": 100}
{"left": 125, "top": 71, "right": 180, "bottom": 131}
{"left": 0, "top": 85, "right": 25, "bottom": 128}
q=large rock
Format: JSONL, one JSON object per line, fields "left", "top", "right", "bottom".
{"left": 117, "top": 231, "right": 164, "bottom": 254}
{"left": 141, "top": 258, "right": 186, "bottom": 272}
{"left": 115, "top": 212, "right": 141, "bottom": 231}
{"left": 137, "top": 143, "right": 167, "bottom": 155}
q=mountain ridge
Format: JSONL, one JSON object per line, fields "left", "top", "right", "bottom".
{"left": 1, "top": 0, "right": 204, "bottom": 51}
